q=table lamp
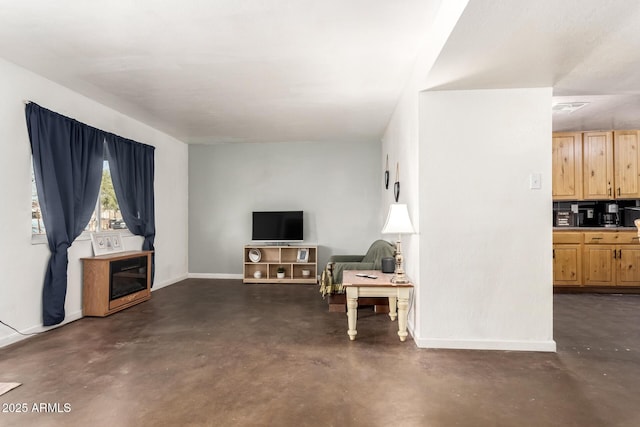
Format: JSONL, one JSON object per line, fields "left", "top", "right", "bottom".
{"left": 381, "top": 203, "right": 414, "bottom": 283}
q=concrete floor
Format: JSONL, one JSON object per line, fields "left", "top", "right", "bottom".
{"left": 0, "top": 279, "right": 639, "bottom": 427}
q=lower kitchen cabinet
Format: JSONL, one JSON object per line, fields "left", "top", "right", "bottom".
{"left": 583, "top": 244, "right": 616, "bottom": 285}
{"left": 617, "top": 246, "right": 640, "bottom": 286}
{"left": 584, "top": 244, "right": 640, "bottom": 286}
{"left": 553, "top": 232, "right": 582, "bottom": 286}
{"left": 554, "top": 230, "right": 640, "bottom": 289}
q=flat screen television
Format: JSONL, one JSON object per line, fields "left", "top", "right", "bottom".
{"left": 252, "top": 211, "right": 303, "bottom": 242}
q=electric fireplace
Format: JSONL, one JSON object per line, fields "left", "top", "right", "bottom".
{"left": 82, "top": 251, "right": 153, "bottom": 317}
{"left": 110, "top": 255, "right": 148, "bottom": 300}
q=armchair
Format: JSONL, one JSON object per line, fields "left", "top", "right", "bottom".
{"left": 319, "top": 239, "right": 395, "bottom": 297}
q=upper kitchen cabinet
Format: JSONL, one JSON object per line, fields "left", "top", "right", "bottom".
{"left": 553, "top": 130, "right": 640, "bottom": 201}
{"left": 614, "top": 130, "right": 640, "bottom": 199}
{"left": 582, "top": 131, "right": 614, "bottom": 200}
{"left": 552, "top": 132, "right": 583, "bottom": 200}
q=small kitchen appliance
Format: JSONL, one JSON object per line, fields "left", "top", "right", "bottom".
{"left": 624, "top": 207, "right": 640, "bottom": 227}
{"left": 603, "top": 203, "right": 619, "bottom": 228}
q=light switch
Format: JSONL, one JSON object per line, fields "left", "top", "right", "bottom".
{"left": 530, "top": 173, "right": 541, "bottom": 190}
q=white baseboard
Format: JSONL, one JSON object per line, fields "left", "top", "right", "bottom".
{"left": 188, "top": 273, "right": 243, "bottom": 280}
{"left": 151, "top": 274, "right": 189, "bottom": 291}
{"left": 0, "top": 309, "right": 83, "bottom": 349}
{"left": 407, "top": 319, "right": 417, "bottom": 346}
{"left": 414, "top": 337, "right": 557, "bottom": 352}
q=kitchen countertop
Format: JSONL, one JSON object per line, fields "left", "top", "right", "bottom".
{"left": 553, "top": 227, "right": 637, "bottom": 231}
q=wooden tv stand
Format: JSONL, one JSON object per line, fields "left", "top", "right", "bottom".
{"left": 82, "top": 250, "right": 153, "bottom": 317}
{"left": 243, "top": 245, "right": 317, "bottom": 284}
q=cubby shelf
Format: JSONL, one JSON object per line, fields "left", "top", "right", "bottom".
{"left": 243, "top": 245, "right": 318, "bottom": 284}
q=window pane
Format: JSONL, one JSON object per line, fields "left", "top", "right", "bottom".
{"left": 31, "top": 168, "right": 45, "bottom": 234}
{"left": 86, "top": 200, "right": 98, "bottom": 232}
{"left": 101, "top": 161, "right": 127, "bottom": 231}
{"left": 31, "top": 159, "right": 127, "bottom": 235}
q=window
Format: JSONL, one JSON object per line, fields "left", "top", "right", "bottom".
{"left": 31, "top": 159, "right": 127, "bottom": 236}
{"left": 31, "top": 172, "right": 44, "bottom": 234}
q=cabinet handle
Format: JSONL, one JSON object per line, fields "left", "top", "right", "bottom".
{"left": 608, "top": 185, "right": 612, "bottom": 197}
{"left": 619, "top": 249, "right": 622, "bottom": 258}
{"left": 633, "top": 237, "right": 640, "bottom": 240}
{"left": 613, "top": 250, "right": 617, "bottom": 259}
{"left": 591, "top": 237, "right": 602, "bottom": 240}
{"left": 552, "top": 249, "right": 555, "bottom": 259}
{"left": 618, "top": 187, "right": 621, "bottom": 196}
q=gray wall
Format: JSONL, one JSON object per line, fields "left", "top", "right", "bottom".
{"left": 189, "top": 140, "right": 382, "bottom": 274}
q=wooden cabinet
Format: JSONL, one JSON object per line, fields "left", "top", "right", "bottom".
{"left": 583, "top": 244, "right": 616, "bottom": 285}
{"left": 82, "top": 250, "right": 153, "bottom": 317}
{"left": 583, "top": 232, "right": 640, "bottom": 286}
{"left": 553, "top": 232, "right": 582, "bottom": 286}
{"left": 243, "top": 245, "right": 317, "bottom": 284}
{"left": 578, "top": 130, "right": 640, "bottom": 200}
{"left": 553, "top": 231, "right": 640, "bottom": 288}
{"left": 582, "top": 131, "right": 614, "bottom": 200}
{"left": 614, "top": 130, "right": 640, "bottom": 199}
{"left": 552, "top": 132, "right": 583, "bottom": 200}
{"left": 617, "top": 246, "right": 640, "bottom": 286}
{"left": 553, "top": 130, "right": 640, "bottom": 200}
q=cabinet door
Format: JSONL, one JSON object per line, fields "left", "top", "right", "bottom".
{"left": 553, "top": 244, "right": 582, "bottom": 285}
{"left": 552, "top": 133, "right": 583, "bottom": 200}
{"left": 617, "top": 246, "right": 640, "bottom": 286}
{"left": 614, "top": 130, "right": 640, "bottom": 199}
{"left": 583, "top": 244, "right": 616, "bottom": 285}
{"left": 583, "top": 131, "right": 614, "bottom": 200}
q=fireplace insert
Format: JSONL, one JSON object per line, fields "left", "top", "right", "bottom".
{"left": 109, "top": 255, "right": 148, "bottom": 300}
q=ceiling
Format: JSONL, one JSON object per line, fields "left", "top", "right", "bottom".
{"left": 1, "top": 1, "right": 639, "bottom": 144}
{"left": 0, "top": 0, "right": 440, "bottom": 144}
{"left": 423, "top": 0, "right": 640, "bottom": 132}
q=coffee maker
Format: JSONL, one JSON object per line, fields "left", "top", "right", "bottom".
{"left": 603, "top": 203, "right": 620, "bottom": 228}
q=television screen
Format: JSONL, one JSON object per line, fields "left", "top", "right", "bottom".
{"left": 252, "top": 211, "right": 303, "bottom": 242}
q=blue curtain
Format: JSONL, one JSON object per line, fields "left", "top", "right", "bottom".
{"left": 105, "top": 135, "right": 156, "bottom": 283}
{"left": 26, "top": 103, "right": 104, "bottom": 326}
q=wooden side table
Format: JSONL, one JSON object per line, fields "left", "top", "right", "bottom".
{"left": 342, "top": 270, "right": 413, "bottom": 342}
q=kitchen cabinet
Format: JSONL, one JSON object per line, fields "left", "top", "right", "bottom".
{"left": 552, "top": 132, "right": 583, "bottom": 200}
{"left": 580, "top": 130, "right": 640, "bottom": 200}
{"left": 582, "top": 131, "right": 614, "bottom": 200}
{"left": 617, "top": 246, "right": 640, "bottom": 285}
{"left": 583, "top": 244, "right": 616, "bottom": 285}
{"left": 614, "top": 130, "right": 640, "bottom": 199}
{"left": 553, "top": 231, "right": 640, "bottom": 288}
{"left": 583, "top": 232, "right": 640, "bottom": 286}
{"left": 552, "top": 232, "right": 582, "bottom": 286}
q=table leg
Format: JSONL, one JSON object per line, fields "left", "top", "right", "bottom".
{"left": 397, "top": 292, "right": 409, "bottom": 342}
{"left": 346, "top": 288, "right": 358, "bottom": 341}
{"left": 388, "top": 296, "right": 397, "bottom": 321}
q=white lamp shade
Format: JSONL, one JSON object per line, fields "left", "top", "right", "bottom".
{"left": 381, "top": 204, "right": 414, "bottom": 234}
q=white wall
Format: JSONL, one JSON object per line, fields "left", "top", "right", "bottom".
{"left": 188, "top": 141, "right": 382, "bottom": 275}
{"left": 0, "top": 58, "right": 189, "bottom": 347}
{"left": 382, "top": 1, "right": 554, "bottom": 351}
{"left": 381, "top": 0, "right": 470, "bottom": 339}
{"left": 418, "top": 88, "right": 555, "bottom": 351}
{"left": 380, "top": 85, "right": 422, "bottom": 332}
